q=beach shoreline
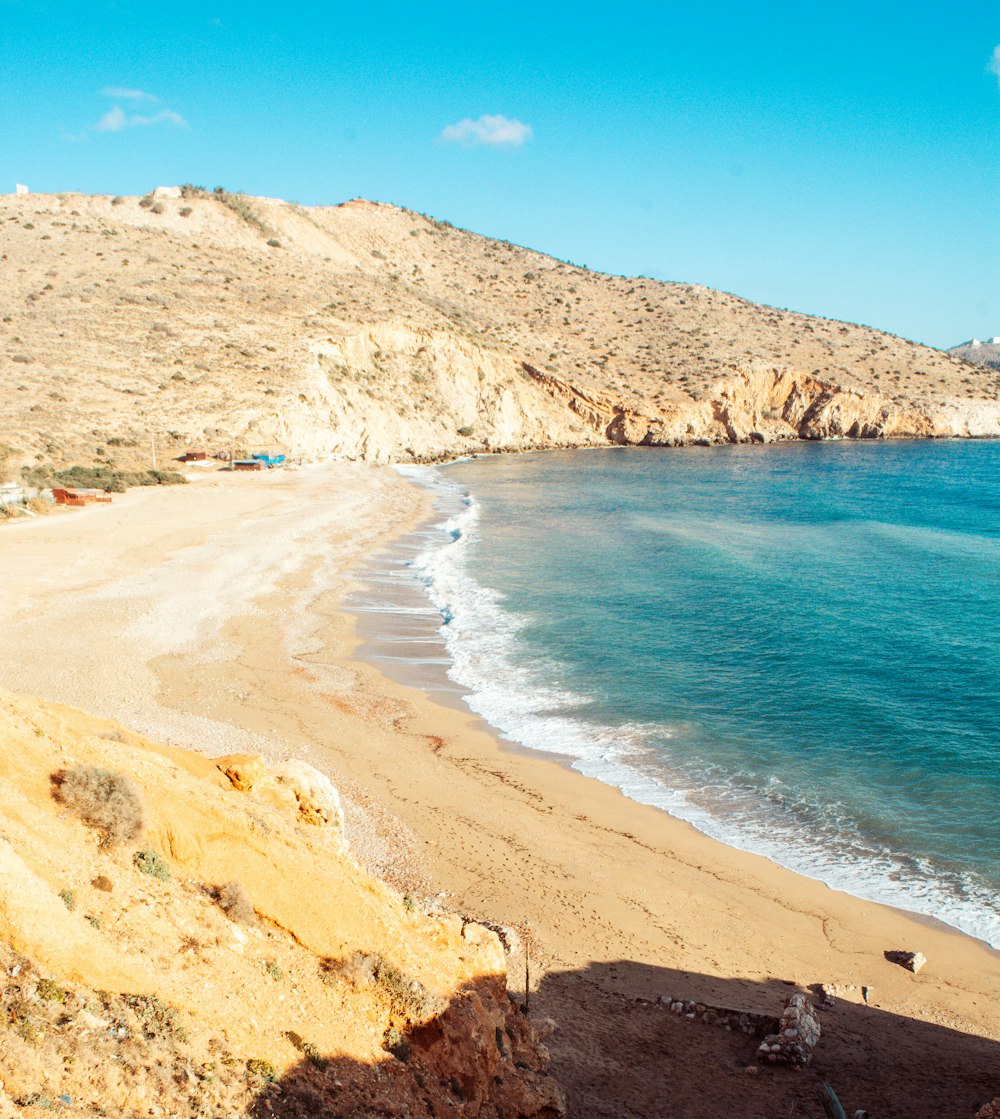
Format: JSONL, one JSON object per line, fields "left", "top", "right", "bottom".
{"left": 349, "top": 455, "right": 1000, "bottom": 953}
{"left": 2, "top": 461, "right": 998, "bottom": 1116}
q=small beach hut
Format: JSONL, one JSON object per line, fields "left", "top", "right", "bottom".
{"left": 52, "top": 487, "right": 112, "bottom": 506}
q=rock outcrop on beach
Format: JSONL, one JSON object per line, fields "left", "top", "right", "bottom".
{"left": 1, "top": 188, "right": 999, "bottom": 471}
{"left": 0, "top": 691, "right": 562, "bottom": 1117}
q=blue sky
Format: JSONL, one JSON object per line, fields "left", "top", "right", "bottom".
{"left": 2, "top": 0, "right": 997, "bottom": 350}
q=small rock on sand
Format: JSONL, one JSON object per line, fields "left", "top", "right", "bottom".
{"left": 885, "top": 950, "right": 926, "bottom": 973}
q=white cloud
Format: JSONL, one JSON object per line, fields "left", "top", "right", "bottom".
{"left": 129, "top": 109, "right": 187, "bottom": 128}
{"left": 989, "top": 45, "right": 1000, "bottom": 85}
{"left": 101, "top": 86, "right": 158, "bottom": 102}
{"left": 438, "top": 113, "right": 533, "bottom": 148}
{"left": 95, "top": 105, "right": 127, "bottom": 132}
{"left": 88, "top": 92, "right": 187, "bottom": 136}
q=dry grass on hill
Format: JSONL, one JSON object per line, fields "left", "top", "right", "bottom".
{"left": 1, "top": 188, "right": 997, "bottom": 474}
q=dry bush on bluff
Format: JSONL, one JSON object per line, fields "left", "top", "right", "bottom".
{"left": 52, "top": 766, "right": 145, "bottom": 848}
{"left": 215, "top": 880, "right": 257, "bottom": 925}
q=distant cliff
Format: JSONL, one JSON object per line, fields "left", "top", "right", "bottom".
{"left": 2, "top": 189, "right": 998, "bottom": 471}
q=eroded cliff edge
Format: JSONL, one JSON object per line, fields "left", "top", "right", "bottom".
{"left": 0, "top": 692, "right": 562, "bottom": 1118}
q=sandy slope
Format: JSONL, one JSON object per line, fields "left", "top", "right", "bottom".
{"left": 0, "top": 691, "right": 561, "bottom": 1118}
{"left": 1, "top": 465, "right": 998, "bottom": 1118}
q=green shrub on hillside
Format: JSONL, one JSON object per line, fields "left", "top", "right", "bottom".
{"left": 133, "top": 849, "right": 170, "bottom": 881}
{"left": 120, "top": 994, "right": 188, "bottom": 1043}
{"left": 245, "top": 1059, "right": 277, "bottom": 1083}
{"left": 36, "top": 978, "right": 68, "bottom": 1003}
{"left": 211, "top": 188, "right": 273, "bottom": 236}
{"left": 32, "top": 465, "right": 188, "bottom": 493}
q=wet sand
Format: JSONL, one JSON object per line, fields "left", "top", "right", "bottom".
{"left": 2, "top": 462, "right": 998, "bottom": 1118}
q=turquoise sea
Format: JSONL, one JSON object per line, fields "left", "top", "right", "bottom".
{"left": 358, "top": 442, "right": 1000, "bottom": 946}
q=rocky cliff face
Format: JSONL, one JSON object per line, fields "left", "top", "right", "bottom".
{"left": 1, "top": 190, "right": 998, "bottom": 471}
{"left": 0, "top": 692, "right": 562, "bottom": 1117}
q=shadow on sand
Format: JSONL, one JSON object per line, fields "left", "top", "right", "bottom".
{"left": 246, "top": 958, "right": 999, "bottom": 1119}
{"left": 535, "top": 960, "right": 999, "bottom": 1119}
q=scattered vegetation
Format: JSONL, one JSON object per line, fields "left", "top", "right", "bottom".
{"left": 58, "top": 888, "right": 75, "bottom": 911}
{"left": 119, "top": 994, "right": 188, "bottom": 1043}
{"left": 215, "top": 881, "right": 257, "bottom": 925}
{"left": 286, "top": 1031, "right": 326, "bottom": 1068}
{"left": 211, "top": 188, "right": 274, "bottom": 237}
{"left": 133, "top": 848, "right": 171, "bottom": 881}
{"left": 52, "top": 766, "right": 145, "bottom": 848}
{"left": 382, "top": 1026, "right": 410, "bottom": 1062}
{"left": 24, "top": 465, "right": 187, "bottom": 493}
{"left": 0, "top": 943, "right": 254, "bottom": 1115}
{"left": 265, "top": 960, "right": 284, "bottom": 982}
{"left": 245, "top": 1058, "right": 277, "bottom": 1083}
{"left": 0, "top": 442, "right": 19, "bottom": 483}
{"left": 35, "top": 978, "right": 67, "bottom": 1004}
{"left": 320, "top": 951, "right": 440, "bottom": 1021}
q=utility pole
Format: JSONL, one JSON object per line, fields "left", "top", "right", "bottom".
{"left": 151, "top": 432, "right": 158, "bottom": 471}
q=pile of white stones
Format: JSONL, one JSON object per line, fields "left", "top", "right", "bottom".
{"left": 659, "top": 996, "right": 779, "bottom": 1037}
{"left": 756, "top": 993, "right": 822, "bottom": 1065}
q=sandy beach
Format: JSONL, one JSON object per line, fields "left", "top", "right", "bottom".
{"left": 2, "top": 462, "right": 998, "bottom": 1119}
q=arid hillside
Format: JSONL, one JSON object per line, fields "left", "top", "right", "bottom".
{"left": 949, "top": 337, "right": 1000, "bottom": 373}
{"left": 2, "top": 187, "right": 999, "bottom": 471}
{"left": 0, "top": 690, "right": 561, "bottom": 1117}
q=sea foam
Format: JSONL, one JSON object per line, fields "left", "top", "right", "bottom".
{"left": 392, "top": 452, "right": 1000, "bottom": 948}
